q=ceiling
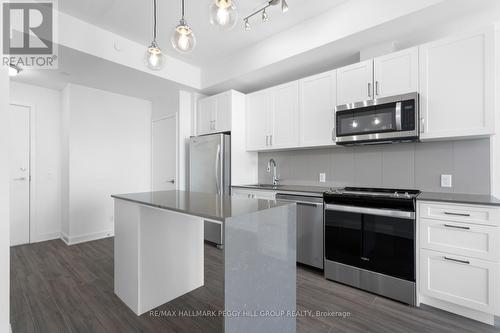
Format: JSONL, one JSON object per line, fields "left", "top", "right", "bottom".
{"left": 58, "top": 0, "right": 347, "bottom": 67}
{"left": 11, "top": 45, "right": 187, "bottom": 103}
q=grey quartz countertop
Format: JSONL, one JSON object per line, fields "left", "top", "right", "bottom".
{"left": 418, "top": 192, "right": 500, "bottom": 207}
{"left": 111, "top": 190, "right": 292, "bottom": 221}
{"left": 232, "top": 184, "right": 332, "bottom": 196}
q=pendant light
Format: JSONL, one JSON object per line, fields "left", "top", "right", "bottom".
{"left": 171, "top": 0, "right": 196, "bottom": 53}
{"left": 209, "top": 0, "right": 238, "bottom": 31}
{"left": 144, "top": 0, "right": 165, "bottom": 70}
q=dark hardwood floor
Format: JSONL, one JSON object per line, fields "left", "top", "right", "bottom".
{"left": 10, "top": 238, "right": 500, "bottom": 333}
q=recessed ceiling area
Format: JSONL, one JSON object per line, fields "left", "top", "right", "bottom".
{"left": 58, "top": 0, "right": 348, "bottom": 67}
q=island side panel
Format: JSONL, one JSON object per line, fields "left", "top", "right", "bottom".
{"left": 139, "top": 205, "right": 205, "bottom": 315}
{"left": 224, "top": 204, "right": 297, "bottom": 333}
{"left": 114, "top": 199, "right": 141, "bottom": 314}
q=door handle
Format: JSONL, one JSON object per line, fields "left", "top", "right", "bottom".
{"left": 12, "top": 177, "right": 26, "bottom": 181}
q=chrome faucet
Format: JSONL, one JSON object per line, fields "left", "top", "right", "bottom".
{"left": 267, "top": 158, "right": 280, "bottom": 185}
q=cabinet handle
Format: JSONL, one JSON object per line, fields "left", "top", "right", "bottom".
{"left": 444, "top": 256, "right": 470, "bottom": 265}
{"left": 270, "top": 135, "right": 273, "bottom": 146}
{"left": 368, "top": 82, "right": 371, "bottom": 98}
{"left": 266, "top": 135, "right": 269, "bottom": 146}
{"left": 332, "top": 128, "right": 335, "bottom": 142}
{"left": 375, "top": 81, "right": 379, "bottom": 96}
{"left": 444, "top": 212, "right": 471, "bottom": 217}
{"left": 419, "top": 117, "right": 425, "bottom": 133}
{"left": 444, "top": 224, "right": 470, "bottom": 230}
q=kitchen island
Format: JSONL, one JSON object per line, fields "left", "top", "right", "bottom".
{"left": 111, "top": 190, "right": 296, "bottom": 333}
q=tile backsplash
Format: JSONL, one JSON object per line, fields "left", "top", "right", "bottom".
{"left": 258, "top": 139, "right": 491, "bottom": 194}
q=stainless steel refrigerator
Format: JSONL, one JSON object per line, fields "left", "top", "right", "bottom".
{"left": 189, "top": 133, "right": 230, "bottom": 246}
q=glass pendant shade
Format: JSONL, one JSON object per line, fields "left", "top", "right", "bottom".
{"left": 144, "top": 41, "right": 166, "bottom": 70}
{"left": 171, "top": 20, "right": 196, "bottom": 53}
{"left": 209, "top": 0, "right": 238, "bottom": 31}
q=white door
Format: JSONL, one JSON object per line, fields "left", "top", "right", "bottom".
{"left": 9, "top": 104, "right": 31, "bottom": 246}
{"left": 152, "top": 116, "right": 177, "bottom": 191}
{"left": 336, "top": 59, "right": 374, "bottom": 105}
{"left": 197, "top": 97, "right": 215, "bottom": 135}
{"left": 214, "top": 92, "right": 231, "bottom": 133}
{"left": 373, "top": 47, "right": 418, "bottom": 98}
{"left": 419, "top": 29, "right": 494, "bottom": 140}
{"left": 246, "top": 89, "right": 272, "bottom": 151}
{"left": 299, "top": 70, "right": 337, "bottom": 146}
{"left": 272, "top": 81, "right": 299, "bottom": 148}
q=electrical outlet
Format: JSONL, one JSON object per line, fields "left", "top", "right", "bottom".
{"left": 441, "top": 174, "right": 452, "bottom": 188}
{"left": 319, "top": 173, "right": 326, "bottom": 183}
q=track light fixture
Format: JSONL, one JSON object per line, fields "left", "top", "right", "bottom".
{"left": 243, "top": 0, "right": 289, "bottom": 31}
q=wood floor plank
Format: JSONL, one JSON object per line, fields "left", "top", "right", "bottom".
{"left": 10, "top": 238, "right": 500, "bottom": 333}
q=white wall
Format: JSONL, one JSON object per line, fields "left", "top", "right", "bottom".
{"left": 61, "top": 84, "right": 152, "bottom": 244}
{"left": 9, "top": 82, "right": 62, "bottom": 242}
{"left": 0, "top": 67, "right": 10, "bottom": 332}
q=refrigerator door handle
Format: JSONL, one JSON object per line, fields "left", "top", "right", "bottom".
{"left": 215, "top": 144, "right": 221, "bottom": 195}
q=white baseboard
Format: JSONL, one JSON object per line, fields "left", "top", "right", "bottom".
{"left": 420, "top": 295, "right": 495, "bottom": 325}
{"left": 33, "top": 232, "right": 60, "bottom": 243}
{"left": 60, "top": 229, "right": 114, "bottom": 246}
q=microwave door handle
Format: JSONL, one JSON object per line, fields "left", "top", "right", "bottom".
{"left": 395, "top": 102, "right": 402, "bottom": 131}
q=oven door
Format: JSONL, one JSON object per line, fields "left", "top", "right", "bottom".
{"left": 324, "top": 204, "right": 415, "bottom": 281}
{"left": 335, "top": 93, "right": 418, "bottom": 144}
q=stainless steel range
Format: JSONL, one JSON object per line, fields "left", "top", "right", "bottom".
{"left": 323, "top": 187, "right": 420, "bottom": 305}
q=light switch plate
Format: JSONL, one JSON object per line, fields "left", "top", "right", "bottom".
{"left": 319, "top": 173, "right": 326, "bottom": 183}
{"left": 441, "top": 174, "right": 452, "bottom": 188}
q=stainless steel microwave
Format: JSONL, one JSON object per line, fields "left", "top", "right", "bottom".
{"left": 335, "top": 92, "right": 419, "bottom": 145}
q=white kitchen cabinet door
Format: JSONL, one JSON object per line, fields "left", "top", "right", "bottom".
{"left": 246, "top": 90, "right": 272, "bottom": 151}
{"left": 419, "top": 29, "right": 494, "bottom": 140}
{"left": 197, "top": 97, "right": 216, "bottom": 135}
{"left": 299, "top": 70, "right": 337, "bottom": 147}
{"left": 420, "top": 249, "right": 498, "bottom": 313}
{"left": 214, "top": 92, "right": 231, "bottom": 132}
{"left": 271, "top": 81, "right": 299, "bottom": 148}
{"left": 374, "top": 47, "right": 418, "bottom": 98}
{"left": 336, "top": 59, "right": 373, "bottom": 105}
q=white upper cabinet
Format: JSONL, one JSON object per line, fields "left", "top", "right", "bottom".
{"left": 272, "top": 81, "right": 300, "bottom": 148}
{"left": 246, "top": 82, "right": 300, "bottom": 151}
{"left": 299, "top": 70, "right": 337, "bottom": 147}
{"left": 197, "top": 91, "right": 232, "bottom": 135}
{"left": 197, "top": 97, "right": 216, "bottom": 135}
{"left": 336, "top": 59, "right": 373, "bottom": 105}
{"left": 246, "top": 89, "right": 273, "bottom": 151}
{"left": 214, "top": 93, "right": 231, "bottom": 132}
{"left": 373, "top": 47, "right": 418, "bottom": 98}
{"left": 419, "top": 29, "right": 494, "bottom": 140}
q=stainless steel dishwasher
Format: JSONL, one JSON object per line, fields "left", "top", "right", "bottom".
{"left": 276, "top": 193, "right": 324, "bottom": 269}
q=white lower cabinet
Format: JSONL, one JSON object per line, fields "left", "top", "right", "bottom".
{"left": 231, "top": 188, "right": 276, "bottom": 200}
{"left": 420, "top": 248, "right": 498, "bottom": 314}
{"left": 418, "top": 201, "right": 500, "bottom": 325}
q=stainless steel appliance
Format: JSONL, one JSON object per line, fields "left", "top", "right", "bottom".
{"left": 189, "top": 133, "right": 230, "bottom": 245}
{"left": 276, "top": 193, "right": 324, "bottom": 269}
{"left": 335, "top": 92, "right": 419, "bottom": 145}
{"left": 324, "top": 187, "right": 420, "bottom": 305}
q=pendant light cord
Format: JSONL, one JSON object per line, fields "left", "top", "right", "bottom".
{"left": 181, "top": 0, "right": 185, "bottom": 20}
{"left": 153, "top": 0, "right": 157, "bottom": 42}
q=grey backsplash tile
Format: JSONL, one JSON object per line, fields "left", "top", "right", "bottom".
{"left": 257, "top": 138, "right": 491, "bottom": 194}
